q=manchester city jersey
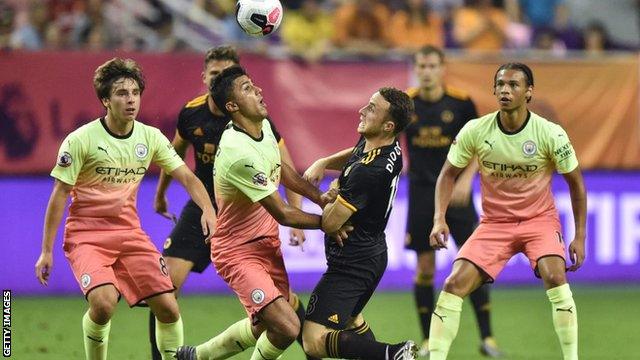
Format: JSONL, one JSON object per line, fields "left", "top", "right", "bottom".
{"left": 448, "top": 111, "right": 578, "bottom": 222}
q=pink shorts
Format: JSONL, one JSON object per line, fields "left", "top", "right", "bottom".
{"left": 456, "top": 216, "right": 566, "bottom": 281}
{"left": 213, "top": 237, "right": 290, "bottom": 324}
{"left": 64, "top": 228, "right": 174, "bottom": 306}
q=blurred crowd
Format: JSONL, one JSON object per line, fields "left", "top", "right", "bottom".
{"left": 1, "top": 0, "right": 638, "bottom": 59}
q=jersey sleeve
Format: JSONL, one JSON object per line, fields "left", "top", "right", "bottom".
{"left": 447, "top": 120, "right": 476, "bottom": 168}
{"left": 337, "top": 166, "right": 373, "bottom": 212}
{"left": 226, "top": 156, "right": 278, "bottom": 203}
{"left": 266, "top": 117, "right": 283, "bottom": 144}
{"left": 176, "top": 107, "right": 189, "bottom": 140}
{"left": 547, "top": 124, "right": 579, "bottom": 174}
{"left": 463, "top": 98, "right": 479, "bottom": 123}
{"left": 151, "top": 128, "right": 185, "bottom": 173}
{"left": 50, "top": 132, "right": 85, "bottom": 186}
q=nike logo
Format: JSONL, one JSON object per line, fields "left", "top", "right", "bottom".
{"left": 98, "top": 146, "right": 108, "bottom": 155}
{"left": 484, "top": 140, "right": 494, "bottom": 149}
{"left": 556, "top": 306, "right": 573, "bottom": 313}
{"left": 86, "top": 335, "right": 103, "bottom": 343}
{"left": 433, "top": 311, "right": 446, "bottom": 322}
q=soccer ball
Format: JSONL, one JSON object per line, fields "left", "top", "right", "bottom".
{"left": 236, "top": 0, "right": 283, "bottom": 37}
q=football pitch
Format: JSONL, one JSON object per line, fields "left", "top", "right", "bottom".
{"left": 12, "top": 285, "right": 640, "bottom": 359}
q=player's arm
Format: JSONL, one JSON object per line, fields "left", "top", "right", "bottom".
{"left": 321, "top": 197, "right": 355, "bottom": 247}
{"left": 279, "top": 141, "right": 307, "bottom": 246}
{"left": 259, "top": 191, "right": 322, "bottom": 229}
{"left": 430, "top": 160, "right": 465, "bottom": 249}
{"left": 154, "top": 131, "right": 190, "bottom": 219}
{"left": 303, "top": 147, "right": 354, "bottom": 186}
{"left": 451, "top": 156, "right": 478, "bottom": 206}
{"left": 169, "top": 165, "right": 216, "bottom": 239}
{"left": 562, "top": 167, "right": 587, "bottom": 271}
{"left": 35, "top": 179, "right": 73, "bottom": 286}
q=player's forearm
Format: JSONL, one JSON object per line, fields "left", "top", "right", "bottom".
{"left": 277, "top": 205, "right": 322, "bottom": 229}
{"left": 433, "top": 172, "right": 456, "bottom": 221}
{"left": 322, "top": 147, "right": 354, "bottom": 171}
{"left": 285, "top": 188, "right": 303, "bottom": 209}
{"left": 568, "top": 178, "right": 587, "bottom": 241}
{"left": 183, "top": 173, "right": 215, "bottom": 214}
{"left": 155, "top": 170, "right": 173, "bottom": 196}
{"left": 281, "top": 163, "right": 322, "bottom": 205}
{"left": 41, "top": 187, "right": 69, "bottom": 253}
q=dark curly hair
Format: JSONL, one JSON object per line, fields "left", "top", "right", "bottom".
{"left": 93, "top": 58, "right": 145, "bottom": 102}
{"left": 210, "top": 65, "right": 247, "bottom": 117}
{"left": 379, "top": 87, "right": 414, "bottom": 135}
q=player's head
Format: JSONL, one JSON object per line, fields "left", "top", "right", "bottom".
{"left": 93, "top": 58, "right": 145, "bottom": 122}
{"left": 211, "top": 65, "right": 267, "bottom": 120}
{"left": 493, "top": 62, "right": 534, "bottom": 110}
{"left": 358, "top": 87, "right": 413, "bottom": 138}
{"left": 203, "top": 46, "right": 240, "bottom": 90}
{"left": 413, "top": 45, "right": 445, "bottom": 90}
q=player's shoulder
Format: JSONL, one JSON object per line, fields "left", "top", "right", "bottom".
{"left": 529, "top": 111, "right": 568, "bottom": 137}
{"left": 359, "top": 141, "right": 402, "bottom": 174}
{"left": 444, "top": 86, "right": 472, "bottom": 102}
{"left": 405, "top": 87, "right": 420, "bottom": 99}
{"left": 184, "top": 94, "right": 208, "bottom": 109}
{"left": 67, "top": 118, "right": 105, "bottom": 140}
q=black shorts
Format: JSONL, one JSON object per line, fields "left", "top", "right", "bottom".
{"left": 305, "top": 252, "right": 387, "bottom": 330}
{"left": 405, "top": 182, "right": 478, "bottom": 253}
{"left": 161, "top": 200, "right": 211, "bottom": 273}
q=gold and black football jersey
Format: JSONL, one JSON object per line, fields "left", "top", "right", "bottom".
{"left": 326, "top": 136, "right": 403, "bottom": 264}
{"left": 176, "top": 94, "right": 281, "bottom": 198}
{"left": 405, "top": 86, "right": 478, "bottom": 185}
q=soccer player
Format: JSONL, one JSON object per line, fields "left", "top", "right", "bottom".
{"left": 428, "top": 63, "right": 586, "bottom": 360}
{"left": 301, "top": 88, "right": 418, "bottom": 359}
{"left": 176, "top": 65, "right": 347, "bottom": 360}
{"left": 34, "top": 58, "right": 217, "bottom": 360}
{"left": 404, "top": 45, "right": 501, "bottom": 357}
{"left": 149, "top": 46, "right": 315, "bottom": 360}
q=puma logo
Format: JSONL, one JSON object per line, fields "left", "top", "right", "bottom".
{"left": 556, "top": 306, "right": 573, "bottom": 313}
{"left": 484, "top": 140, "right": 494, "bottom": 149}
{"left": 433, "top": 311, "right": 446, "bottom": 322}
{"left": 86, "top": 335, "right": 103, "bottom": 343}
{"left": 244, "top": 164, "right": 257, "bottom": 170}
{"left": 98, "top": 146, "right": 108, "bottom": 155}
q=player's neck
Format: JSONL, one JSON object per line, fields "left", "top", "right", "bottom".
{"left": 364, "top": 135, "right": 394, "bottom": 152}
{"left": 104, "top": 114, "right": 133, "bottom": 136}
{"left": 207, "top": 96, "right": 225, "bottom": 116}
{"left": 498, "top": 107, "right": 529, "bottom": 132}
{"left": 419, "top": 85, "right": 444, "bottom": 102}
{"left": 232, "top": 116, "right": 262, "bottom": 139}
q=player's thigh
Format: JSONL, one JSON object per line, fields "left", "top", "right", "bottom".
{"left": 456, "top": 222, "right": 518, "bottom": 282}
{"left": 519, "top": 217, "right": 567, "bottom": 283}
{"left": 256, "top": 296, "right": 300, "bottom": 338}
{"left": 443, "top": 259, "right": 487, "bottom": 297}
{"left": 146, "top": 292, "right": 180, "bottom": 323}
{"left": 86, "top": 284, "right": 120, "bottom": 316}
{"left": 162, "top": 202, "right": 211, "bottom": 274}
{"left": 416, "top": 251, "right": 436, "bottom": 277}
{"left": 113, "top": 230, "right": 174, "bottom": 306}
{"left": 350, "top": 253, "right": 387, "bottom": 317}
{"left": 405, "top": 183, "right": 435, "bottom": 252}
{"left": 164, "top": 256, "right": 194, "bottom": 293}
{"left": 302, "top": 319, "right": 332, "bottom": 356}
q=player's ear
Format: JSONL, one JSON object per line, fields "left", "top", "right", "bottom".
{"left": 526, "top": 85, "right": 533, "bottom": 103}
{"left": 383, "top": 120, "right": 395, "bottom": 134}
{"left": 225, "top": 100, "right": 239, "bottom": 114}
{"left": 101, "top": 97, "right": 110, "bottom": 109}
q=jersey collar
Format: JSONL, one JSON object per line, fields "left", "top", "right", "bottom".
{"left": 232, "top": 123, "right": 264, "bottom": 142}
{"left": 100, "top": 117, "right": 134, "bottom": 139}
{"left": 496, "top": 110, "right": 530, "bottom": 135}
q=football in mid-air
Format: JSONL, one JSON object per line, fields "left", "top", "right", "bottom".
{"left": 236, "top": 0, "right": 283, "bottom": 37}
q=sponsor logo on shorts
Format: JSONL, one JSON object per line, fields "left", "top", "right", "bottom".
{"left": 163, "top": 237, "right": 172, "bottom": 250}
{"left": 522, "top": 140, "right": 537, "bottom": 157}
{"left": 80, "top": 274, "right": 91, "bottom": 288}
{"left": 252, "top": 172, "right": 268, "bottom": 187}
{"left": 251, "top": 289, "right": 265, "bottom": 304}
{"left": 57, "top": 151, "right": 72, "bottom": 167}
{"left": 135, "top": 143, "right": 148, "bottom": 159}
{"left": 328, "top": 314, "right": 339, "bottom": 324}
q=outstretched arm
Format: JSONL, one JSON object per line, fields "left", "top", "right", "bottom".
{"left": 36, "top": 180, "right": 72, "bottom": 285}
{"left": 278, "top": 141, "right": 307, "bottom": 246}
{"left": 563, "top": 167, "right": 587, "bottom": 271}
{"left": 303, "top": 147, "right": 354, "bottom": 186}
{"left": 260, "top": 191, "right": 322, "bottom": 229}
{"left": 430, "top": 160, "right": 465, "bottom": 249}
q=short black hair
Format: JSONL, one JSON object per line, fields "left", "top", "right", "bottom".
{"left": 414, "top": 45, "right": 445, "bottom": 63}
{"left": 494, "top": 62, "right": 534, "bottom": 102}
{"left": 379, "top": 87, "right": 414, "bottom": 135}
{"left": 211, "top": 65, "right": 247, "bottom": 116}
{"left": 204, "top": 45, "right": 240, "bottom": 68}
{"left": 93, "top": 58, "right": 145, "bottom": 102}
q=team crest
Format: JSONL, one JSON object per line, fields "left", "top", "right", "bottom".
{"left": 193, "top": 127, "right": 204, "bottom": 136}
{"left": 251, "top": 289, "right": 265, "bottom": 304}
{"left": 135, "top": 143, "right": 148, "bottom": 159}
{"left": 57, "top": 151, "right": 72, "bottom": 167}
{"left": 441, "top": 110, "right": 454, "bottom": 123}
{"left": 203, "top": 143, "right": 215, "bottom": 154}
{"left": 80, "top": 274, "right": 91, "bottom": 288}
{"left": 252, "top": 172, "right": 268, "bottom": 186}
{"left": 163, "top": 237, "right": 172, "bottom": 249}
{"left": 522, "top": 140, "right": 537, "bottom": 157}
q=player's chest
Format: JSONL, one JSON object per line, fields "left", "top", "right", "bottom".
{"left": 84, "top": 139, "right": 151, "bottom": 182}
{"left": 408, "top": 107, "right": 464, "bottom": 148}
{"left": 476, "top": 135, "right": 548, "bottom": 178}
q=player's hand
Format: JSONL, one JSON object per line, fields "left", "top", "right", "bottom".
{"left": 319, "top": 188, "right": 339, "bottom": 208}
{"left": 331, "top": 224, "right": 353, "bottom": 247}
{"left": 567, "top": 238, "right": 585, "bottom": 272}
{"left": 35, "top": 252, "right": 53, "bottom": 286}
{"left": 429, "top": 219, "right": 450, "bottom": 250}
{"left": 289, "top": 228, "right": 306, "bottom": 250}
{"left": 154, "top": 193, "right": 177, "bottom": 223}
{"left": 200, "top": 209, "right": 217, "bottom": 244}
{"left": 450, "top": 181, "right": 472, "bottom": 207}
{"left": 303, "top": 159, "right": 327, "bottom": 186}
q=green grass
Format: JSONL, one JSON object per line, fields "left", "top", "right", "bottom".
{"left": 12, "top": 285, "right": 640, "bottom": 359}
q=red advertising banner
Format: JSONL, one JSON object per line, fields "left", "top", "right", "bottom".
{"left": 1, "top": 51, "right": 638, "bottom": 174}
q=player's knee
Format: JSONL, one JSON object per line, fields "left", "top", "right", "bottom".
{"left": 280, "top": 317, "right": 300, "bottom": 342}
{"left": 153, "top": 302, "right": 180, "bottom": 323}
{"left": 542, "top": 271, "right": 567, "bottom": 289}
{"left": 443, "top": 274, "right": 469, "bottom": 297}
{"left": 302, "top": 330, "right": 324, "bottom": 358}
{"left": 89, "top": 294, "right": 118, "bottom": 322}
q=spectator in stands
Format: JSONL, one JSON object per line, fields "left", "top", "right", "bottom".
{"left": 281, "top": 0, "right": 333, "bottom": 62}
{"left": 452, "top": 0, "right": 508, "bottom": 52}
{"left": 532, "top": 27, "right": 566, "bottom": 56}
{"left": 331, "top": 0, "right": 390, "bottom": 56}
{"left": 387, "top": 0, "right": 445, "bottom": 53}
{"left": 0, "top": 2, "right": 14, "bottom": 50}
{"left": 581, "top": 21, "right": 615, "bottom": 56}
{"left": 10, "top": 0, "right": 47, "bottom": 50}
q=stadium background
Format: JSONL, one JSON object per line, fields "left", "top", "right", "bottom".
{"left": 1, "top": 0, "right": 640, "bottom": 359}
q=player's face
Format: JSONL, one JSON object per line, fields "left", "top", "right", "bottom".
{"left": 102, "top": 77, "right": 140, "bottom": 122}
{"left": 414, "top": 52, "right": 444, "bottom": 90}
{"left": 358, "top": 92, "right": 392, "bottom": 136}
{"left": 494, "top": 69, "right": 532, "bottom": 111}
{"left": 202, "top": 59, "right": 236, "bottom": 89}
{"left": 229, "top": 75, "right": 268, "bottom": 120}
